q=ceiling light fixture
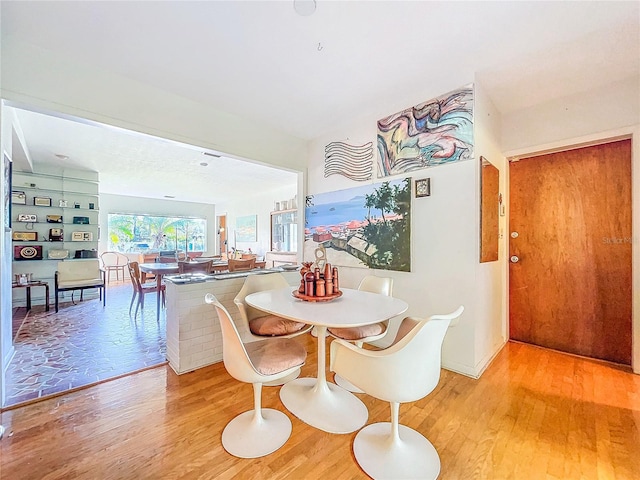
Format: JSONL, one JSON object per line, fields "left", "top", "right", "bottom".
{"left": 54, "top": 154, "right": 69, "bottom": 160}
{"left": 200, "top": 162, "right": 209, "bottom": 167}
{"left": 294, "top": 0, "right": 316, "bottom": 16}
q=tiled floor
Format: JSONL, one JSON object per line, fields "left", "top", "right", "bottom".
{"left": 5, "top": 281, "right": 167, "bottom": 408}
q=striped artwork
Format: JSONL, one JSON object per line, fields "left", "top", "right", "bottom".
{"left": 324, "top": 141, "right": 373, "bottom": 181}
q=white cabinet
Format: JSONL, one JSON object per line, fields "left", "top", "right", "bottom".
{"left": 270, "top": 209, "right": 297, "bottom": 253}
{"left": 264, "top": 251, "right": 298, "bottom": 267}
{"left": 11, "top": 171, "right": 100, "bottom": 306}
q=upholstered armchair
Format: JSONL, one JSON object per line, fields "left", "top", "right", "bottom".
{"left": 54, "top": 259, "right": 106, "bottom": 312}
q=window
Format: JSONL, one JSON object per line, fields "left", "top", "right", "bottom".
{"left": 107, "top": 214, "right": 206, "bottom": 253}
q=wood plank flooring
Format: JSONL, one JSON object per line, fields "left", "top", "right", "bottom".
{"left": 1, "top": 338, "right": 638, "bottom": 479}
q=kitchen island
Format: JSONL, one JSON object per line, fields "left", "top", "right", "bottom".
{"left": 164, "top": 268, "right": 299, "bottom": 375}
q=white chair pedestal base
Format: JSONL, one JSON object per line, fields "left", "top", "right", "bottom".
{"left": 353, "top": 422, "right": 440, "bottom": 480}
{"left": 221, "top": 408, "right": 292, "bottom": 458}
{"left": 280, "top": 377, "right": 368, "bottom": 434}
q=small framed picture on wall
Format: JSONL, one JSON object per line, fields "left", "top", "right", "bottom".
{"left": 415, "top": 178, "right": 431, "bottom": 198}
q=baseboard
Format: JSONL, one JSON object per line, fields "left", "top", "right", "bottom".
{"left": 442, "top": 339, "right": 507, "bottom": 379}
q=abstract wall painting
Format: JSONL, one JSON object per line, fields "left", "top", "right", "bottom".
{"left": 324, "top": 141, "right": 373, "bottom": 181}
{"left": 235, "top": 215, "right": 257, "bottom": 242}
{"left": 377, "top": 84, "right": 473, "bottom": 177}
{"left": 304, "top": 178, "right": 411, "bottom": 272}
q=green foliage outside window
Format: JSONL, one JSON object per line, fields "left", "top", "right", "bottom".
{"left": 107, "top": 214, "right": 206, "bottom": 253}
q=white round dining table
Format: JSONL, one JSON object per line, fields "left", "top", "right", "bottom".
{"left": 245, "top": 286, "right": 408, "bottom": 434}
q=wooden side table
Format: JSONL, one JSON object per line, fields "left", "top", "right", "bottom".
{"left": 12, "top": 281, "right": 50, "bottom": 312}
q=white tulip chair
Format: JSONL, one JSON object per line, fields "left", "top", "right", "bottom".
{"left": 234, "top": 273, "right": 313, "bottom": 385}
{"left": 206, "top": 294, "right": 307, "bottom": 458}
{"left": 330, "top": 306, "right": 464, "bottom": 480}
{"left": 327, "top": 275, "right": 393, "bottom": 392}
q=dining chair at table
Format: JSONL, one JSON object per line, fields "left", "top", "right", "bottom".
{"left": 128, "top": 261, "right": 166, "bottom": 319}
{"left": 327, "top": 275, "right": 394, "bottom": 392}
{"left": 227, "top": 257, "right": 255, "bottom": 272}
{"left": 234, "top": 273, "right": 313, "bottom": 385}
{"left": 330, "top": 306, "right": 464, "bottom": 480}
{"left": 178, "top": 259, "right": 213, "bottom": 274}
{"left": 205, "top": 295, "right": 307, "bottom": 458}
{"left": 100, "top": 251, "right": 129, "bottom": 283}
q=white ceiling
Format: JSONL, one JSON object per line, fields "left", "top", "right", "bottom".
{"left": 2, "top": 1, "right": 638, "bottom": 203}
{"left": 10, "top": 107, "right": 298, "bottom": 205}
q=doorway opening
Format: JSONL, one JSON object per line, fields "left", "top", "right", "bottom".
{"left": 217, "top": 215, "right": 227, "bottom": 256}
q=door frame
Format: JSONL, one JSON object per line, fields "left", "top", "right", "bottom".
{"left": 504, "top": 125, "right": 640, "bottom": 374}
{"left": 216, "top": 214, "right": 227, "bottom": 256}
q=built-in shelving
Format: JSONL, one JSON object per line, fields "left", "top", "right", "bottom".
{"left": 11, "top": 170, "right": 100, "bottom": 306}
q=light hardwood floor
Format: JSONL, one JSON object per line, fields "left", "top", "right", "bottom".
{"left": 1, "top": 337, "right": 638, "bottom": 479}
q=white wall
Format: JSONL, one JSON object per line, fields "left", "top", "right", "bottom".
{"left": 1, "top": 38, "right": 307, "bottom": 173}
{"left": 99, "top": 194, "right": 217, "bottom": 256}
{"left": 501, "top": 75, "right": 640, "bottom": 152}
{"left": 306, "top": 83, "right": 503, "bottom": 377}
{"left": 217, "top": 183, "right": 298, "bottom": 258}
{"left": 473, "top": 81, "right": 508, "bottom": 372}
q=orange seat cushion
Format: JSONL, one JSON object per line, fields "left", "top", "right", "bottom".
{"left": 328, "top": 322, "right": 386, "bottom": 341}
{"left": 250, "top": 315, "right": 307, "bottom": 336}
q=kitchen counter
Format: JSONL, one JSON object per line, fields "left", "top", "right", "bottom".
{"left": 163, "top": 268, "right": 299, "bottom": 375}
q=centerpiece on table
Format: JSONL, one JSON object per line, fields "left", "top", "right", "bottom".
{"left": 293, "top": 261, "right": 342, "bottom": 302}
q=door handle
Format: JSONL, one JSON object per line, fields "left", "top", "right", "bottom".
{"left": 510, "top": 255, "right": 519, "bottom": 263}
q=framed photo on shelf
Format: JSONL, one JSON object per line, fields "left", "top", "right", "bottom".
{"left": 72, "top": 231, "right": 93, "bottom": 241}
{"left": 34, "top": 196, "right": 52, "bottom": 207}
{"left": 11, "top": 191, "right": 26, "bottom": 205}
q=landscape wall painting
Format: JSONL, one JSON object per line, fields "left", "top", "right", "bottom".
{"left": 304, "top": 178, "right": 411, "bottom": 272}
{"left": 235, "top": 215, "right": 257, "bottom": 242}
{"left": 377, "top": 84, "right": 473, "bottom": 177}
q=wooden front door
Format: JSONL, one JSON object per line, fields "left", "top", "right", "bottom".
{"left": 509, "top": 139, "right": 632, "bottom": 365}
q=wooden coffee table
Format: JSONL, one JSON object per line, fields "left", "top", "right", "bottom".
{"left": 12, "top": 281, "right": 50, "bottom": 311}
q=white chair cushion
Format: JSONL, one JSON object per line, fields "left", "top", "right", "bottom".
{"left": 58, "top": 278, "right": 104, "bottom": 289}
{"left": 250, "top": 315, "right": 307, "bottom": 336}
{"left": 245, "top": 338, "right": 306, "bottom": 376}
{"left": 328, "top": 322, "right": 386, "bottom": 341}
{"left": 57, "top": 260, "right": 101, "bottom": 282}
{"left": 390, "top": 317, "right": 420, "bottom": 346}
